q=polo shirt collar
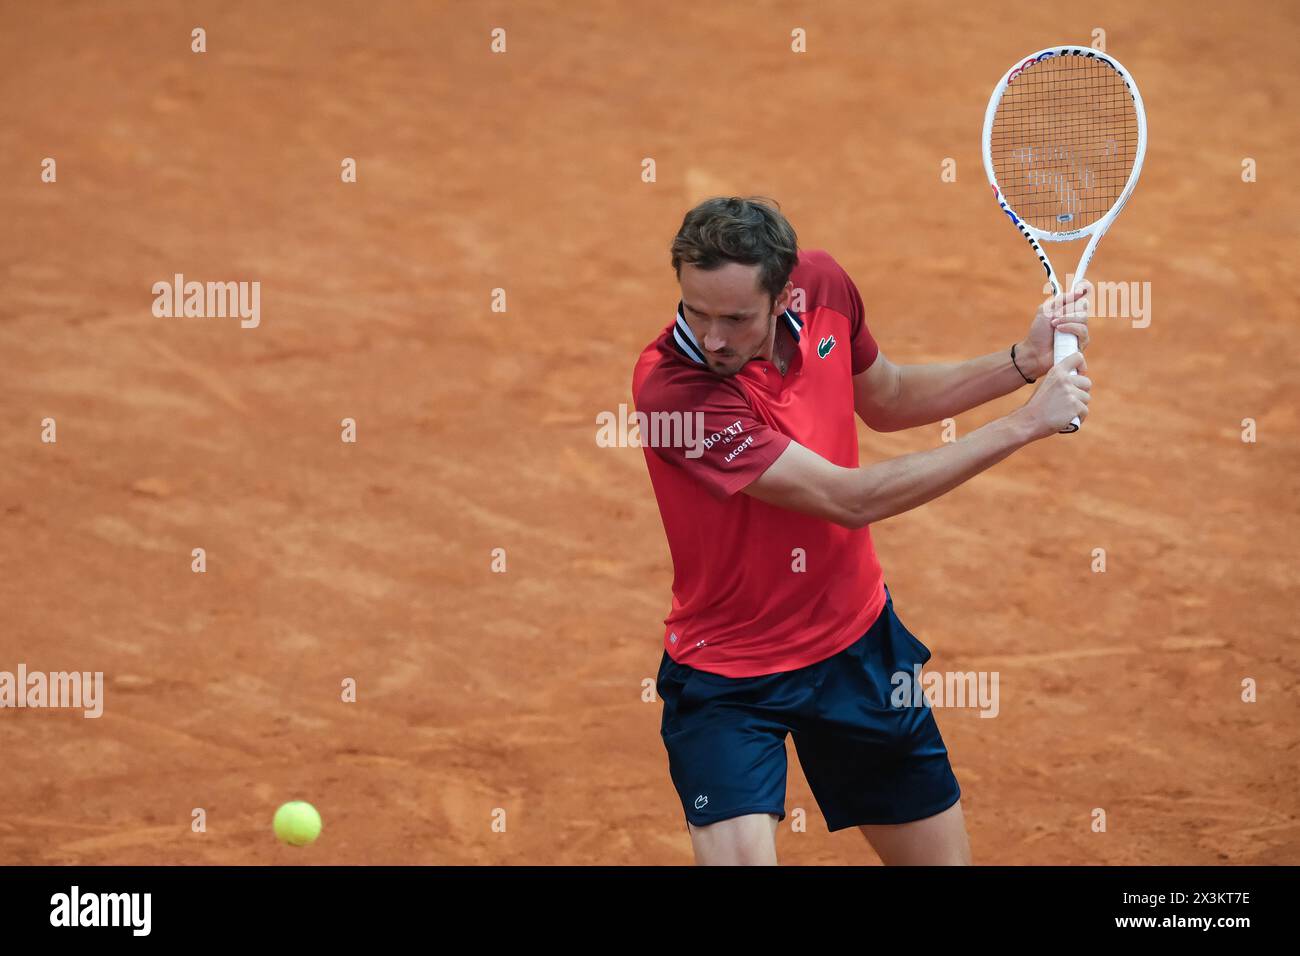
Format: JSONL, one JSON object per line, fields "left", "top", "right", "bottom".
{"left": 670, "top": 302, "right": 803, "bottom": 366}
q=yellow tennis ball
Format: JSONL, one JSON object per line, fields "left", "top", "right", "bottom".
{"left": 273, "top": 801, "right": 322, "bottom": 847}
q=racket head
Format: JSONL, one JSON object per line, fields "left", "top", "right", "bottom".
{"left": 982, "top": 46, "right": 1147, "bottom": 242}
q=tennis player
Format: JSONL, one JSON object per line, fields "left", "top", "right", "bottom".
{"left": 631, "top": 196, "right": 1092, "bottom": 865}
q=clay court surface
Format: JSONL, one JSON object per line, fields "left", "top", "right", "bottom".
{"left": 2, "top": 1, "right": 1297, "bottom": 864}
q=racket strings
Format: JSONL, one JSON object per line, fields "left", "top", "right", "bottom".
{"left": 990, "top": 55, "right": 1138, "bottom": 232}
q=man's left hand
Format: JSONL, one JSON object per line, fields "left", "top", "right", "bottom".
{"left": 1017, "top": 282, "right": 1093, "bottom": 379}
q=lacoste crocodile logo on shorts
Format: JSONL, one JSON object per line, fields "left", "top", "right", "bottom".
{"left": 818, "top": 335, "right": 836, "bottom": 358}
{"left": 694, "top": 794, "right": 708, "bottom": 810}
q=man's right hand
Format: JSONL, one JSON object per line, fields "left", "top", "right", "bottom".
{"left": 1015, "top": 351, "right": 1092, "bottom": 440}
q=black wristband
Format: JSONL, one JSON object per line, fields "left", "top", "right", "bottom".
{"left": 1011, "top": 343, "right": 1035, "bottom": 384}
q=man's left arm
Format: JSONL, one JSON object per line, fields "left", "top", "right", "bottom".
{"left": 854, "top": 285, "right": 1092, "bottom": 432}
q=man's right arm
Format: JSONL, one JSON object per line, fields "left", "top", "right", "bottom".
{"left": 744, "top": 351, "right": 1091, "bottom": 529}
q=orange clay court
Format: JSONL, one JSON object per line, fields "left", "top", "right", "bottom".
{"left": 1, "top": 0, "right": 1297, "bottom": 864}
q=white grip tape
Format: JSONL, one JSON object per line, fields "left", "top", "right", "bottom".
{"left": 1053, "top": 329, "right": 1080, "bottom": 369}
{"left": 1053, "top": 329, "right": 1082, "bottom": 431}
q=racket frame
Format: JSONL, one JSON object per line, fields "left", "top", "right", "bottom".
{"left": 981, "top": 44, "right": 1148, "bottom": 431}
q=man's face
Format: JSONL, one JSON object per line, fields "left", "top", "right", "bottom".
{"left": 678, "top": 261, "right": 790, "bottom": 377}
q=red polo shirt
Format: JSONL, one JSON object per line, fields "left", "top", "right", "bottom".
{"left": 632, "top": 249, "right": 888, "bottom": 677}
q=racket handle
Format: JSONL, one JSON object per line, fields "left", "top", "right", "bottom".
{"left": 1053, "top": 329, "right": 1081, "bottom": 433}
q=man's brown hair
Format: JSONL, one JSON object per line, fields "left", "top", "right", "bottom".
{"left": 669, "top": 196, "right": 799, "bottom": 303}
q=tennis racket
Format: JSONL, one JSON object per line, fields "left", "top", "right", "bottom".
{"left": 982, "top": 45, "right": 1147, "bottom": 432}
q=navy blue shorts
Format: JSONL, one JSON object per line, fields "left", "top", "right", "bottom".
{"left": 656, "top": 586, "right": 961, "bottom": 831}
